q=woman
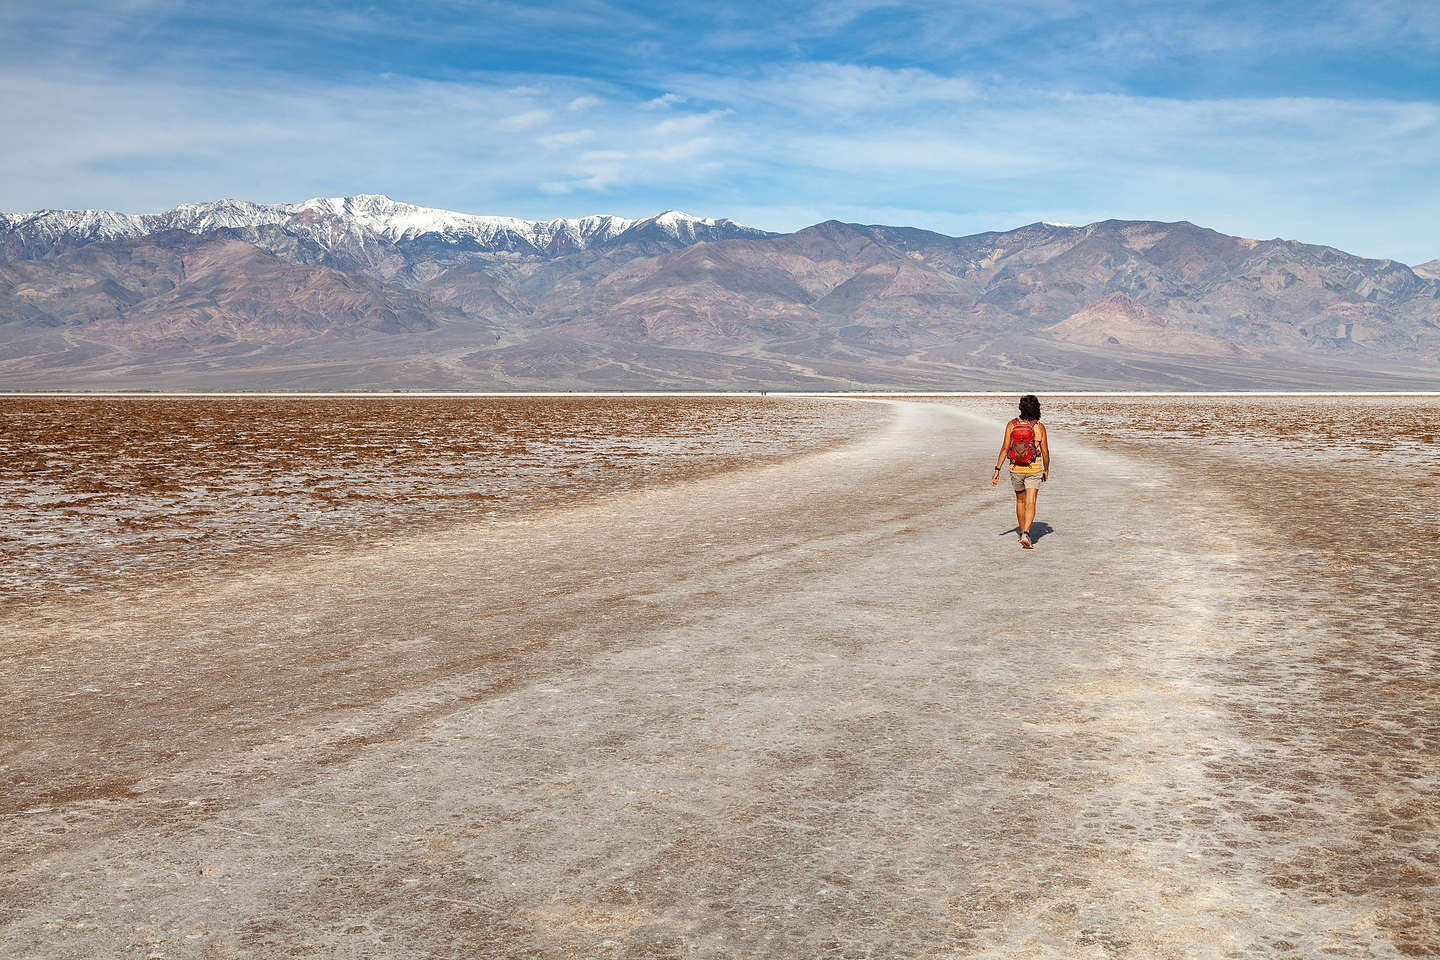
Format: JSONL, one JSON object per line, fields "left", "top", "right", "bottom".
{"left": 990, "top": 394, "right": 1049, "bottom": 549}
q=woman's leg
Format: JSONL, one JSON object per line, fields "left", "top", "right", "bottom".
{"left": 1023, "top": 487, "right": 1039, "bottom": 532}
{"left": 1014, "top": 490, "right": 1026, "bottom": 532}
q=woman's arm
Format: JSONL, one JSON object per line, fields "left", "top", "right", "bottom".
{"left": 1039, "top": 422, "right": 1050, "bottom": 480}
{"left": 990, "top": 422, "right": 1014, "bottom": 486}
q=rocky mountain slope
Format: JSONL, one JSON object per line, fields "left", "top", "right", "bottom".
{"left": 1, "top": 196, "right": 1437, "bottom": 390}
{"left": 1045, "top": 292, "right": 1242, "bottom": 356}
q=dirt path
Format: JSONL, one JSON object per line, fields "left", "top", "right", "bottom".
{"left": 1, "top": 401, "right": 1430, "bottom": 958}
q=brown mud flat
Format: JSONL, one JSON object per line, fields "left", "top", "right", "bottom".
{"left": 2, "top": 397, "right": 1437, "bottom": 959}
{"left": 0, "top": 396, "right": 883, "bottom": 602}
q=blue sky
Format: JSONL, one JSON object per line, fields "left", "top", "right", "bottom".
{"left": 2, "top": 0, "right": 1437, "bottom": 262}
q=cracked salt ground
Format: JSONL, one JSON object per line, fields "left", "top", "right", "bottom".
{"left": 2, "top": 398, "right": 1436, "bottom": 958}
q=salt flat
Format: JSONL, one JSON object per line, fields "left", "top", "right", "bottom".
{"left": 2, "top": 399, "right": 1434, "bottom": 958}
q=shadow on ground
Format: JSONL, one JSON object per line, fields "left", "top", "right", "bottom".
{"left": 1000, "top": 521, "right": 1054, "bottom": 542}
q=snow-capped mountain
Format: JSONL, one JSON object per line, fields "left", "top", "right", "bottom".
{"left": 0, "top": 194, "right": 770, "bottom": 261}
{"left": 5, "top": 201, "right": 1435, "bottom": 392}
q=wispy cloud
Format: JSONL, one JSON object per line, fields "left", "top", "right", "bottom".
{"left": 499, "top": 108, "right": 553, "bottom": 131}
{"left": 538, "top": 129, "right": 595, "bottom": 149}
{"left": 670, "top": 63, "right": 981, "bottom": 119}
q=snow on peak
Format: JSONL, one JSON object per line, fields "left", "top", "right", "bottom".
{"left": 0, "top": 208, "right": 149, "bottom": 242}
{"left": 161, "top": 198, "right": 294, "bottom": 233}
{"left": 634, "top": 209, "right": 759, "bottom": 242}
{"left": 285, "top": 195, "right": 649, "bottom": 248}
{"left": 0, "top": 195, "right": 764, "bottom": 256}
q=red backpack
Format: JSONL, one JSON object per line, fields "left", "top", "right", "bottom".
{"left": 1008, "top": 418, "right": 1039, "bottom": 466}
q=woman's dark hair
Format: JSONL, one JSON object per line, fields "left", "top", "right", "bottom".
{"left": 1018, "top": 394, "right": 1041, "bottom": 421}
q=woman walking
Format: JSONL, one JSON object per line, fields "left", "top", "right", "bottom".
{"left": 990, "top": 394, "right": 1049, "bottom": 549}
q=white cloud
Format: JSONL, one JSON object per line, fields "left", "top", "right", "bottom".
{"left": 499, "top": 108, "right": 553, "bottom": 131}
{"left": 667, "top": 62, "right": 980, "bottom": 119}
{"left": 646, "top": 109, "right": 730, "bottom": 137}
{"left": 538, "top": 129, "right": 594, "bottom": 148}
{"left": 652, "top": 136, "right": 718, "bottom": 164}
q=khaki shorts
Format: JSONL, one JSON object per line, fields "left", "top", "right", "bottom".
{"left": 1010, "top": 470, "right": 1043, "bottom": 492}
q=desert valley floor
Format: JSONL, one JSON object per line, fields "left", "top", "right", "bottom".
{"left": 1, "top": 395, "right": 1436, "bottom": 958}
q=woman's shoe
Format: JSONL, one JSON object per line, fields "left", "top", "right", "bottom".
{"left": 1020, "top": 531, "right": 1033, "bottom": 549}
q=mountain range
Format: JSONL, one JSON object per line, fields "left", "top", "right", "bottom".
{"left": 2, "top": 194, "right": 1437, "bottom": 390}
